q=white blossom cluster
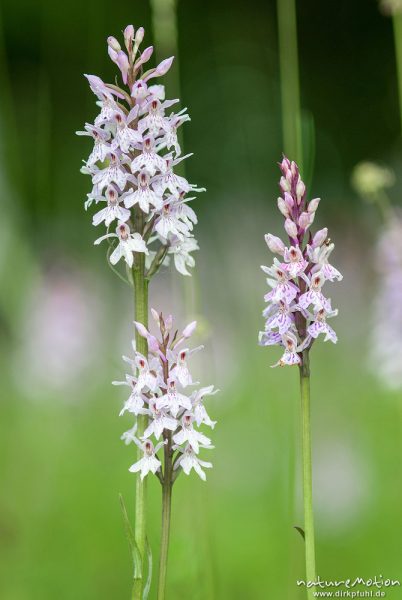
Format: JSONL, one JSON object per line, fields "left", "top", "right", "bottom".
{"left": 77, "top": 25, "right": 203, "bottom": 277}
{"left": 115, "top": 311, "right": 218, "bottom": 481}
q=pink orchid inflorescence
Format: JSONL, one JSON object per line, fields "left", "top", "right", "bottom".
{"left": 77, "top": 25, "right": 204, "bottom": 277}
{"left": 115, "top": 310, "right": 218, "bottom": 481}
{"left": 259, "top": 157, "right": 343, "bottom": 367}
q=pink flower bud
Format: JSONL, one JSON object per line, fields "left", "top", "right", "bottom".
{"left": 284, "top": 191, "right": 294, "bottom": 209}
{"left": 296, "top": 178, "right": 305, "bottom": 202}
{"left": 141, "top": 46, "right": 154, "bottom": 63}
{"left": 135, "top": 27, "right": 145, "bottom": 47}
{"left": 107, "top": 36, "right": 121, "bottom": 52}
{"left": 108, "top": 46, "right": 118, "bottom": 64}
{"left": 280, "top": 156, "right": 291, "bottom": 174}
{"left": 277, "top": 197, "right": 289, "bottom": 217}
{"left": 165, "top": 315, "right": 173, "bottom": 332}
{"left": 151, "top": 308, "right": 160, "bottom": 323}
{"left": 134, "top": 321, "right": 149, "bottom": 338}
{"left": 298, "top": 212, "right": 311, "bottom": 229}
{"left": 155, "top": 56, "right": 174, "bottom": 76}
{"left": 135, "top": 46, "right": 154, "bottom": 70}
{"left": 284, "top": 218, "right": 298, "bottom": 238}
{"left": 279, "top": 176, "right": 291, "bottom": 193}
{"left": 124, "top": 25, "right": 134, "bottom": 48}
{"left": 312, "top": 227, "right": 328, "bottom": 248}
{"left": 182, "top": 320, "right": 197, "bottom": 338}
{"left": 291, "top": 161, "right": 298, "bottom": 178}
{"left": 308, "top": 197, "right": 320, "bottom": 213}
{"left": 117, "top": 51, "right": 130, "bottom": 84}
{"left": 265, "top": 234, "right": 285, "bottom": 255}
{"left": 147, "top": 334, "right": 160, "bottom": 354}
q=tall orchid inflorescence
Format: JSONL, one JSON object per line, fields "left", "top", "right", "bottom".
{"left": 77, "top": 25, "right": 209, "bottom": 600}
{"left": 259, "top": 157, "right": 343, "bottom": 367}
{"left": 116, "top": 311, "right": 218, "bottom": 482}
{"left": 259, "top": 157, "right": 342, "bottom": 596}
{"left": 77, "top": 24, "right": 203, "bottom": 279}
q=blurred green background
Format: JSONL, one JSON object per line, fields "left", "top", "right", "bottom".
{"left": 1, "top": 0, "right": 402, "bottom": 598}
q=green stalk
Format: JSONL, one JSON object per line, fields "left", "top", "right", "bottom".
{"left": 157, "top": 434, "right": 173, "bottom": 600}
{"left": 132, "top": 250, "right": 149, "bottom": 600}
{"left": 393, "top": 12, "right": 402, "bottom": 134}
{"left": 277, "top": 0, "right": 307, "bottom": 591}
{"left": 277, "top": 0, "right": 303, "bottom": 167}
{"left": 299, "top": 350, "right": 316, "bottom": 597}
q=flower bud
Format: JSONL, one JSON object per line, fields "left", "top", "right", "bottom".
{"left": 265, "top": 234, "right": 285, "bottom": 255}
{"left": 117, "top": 51, "right": 130, "bottom": 84}
{"left": 296, "top": 178, "right": 305, "bottom": 202}
{"left": 298, "top": 212, "right": 311, "bottom": 229}
{"left": 280, "top": 156, "right": 291, "bottom": 175}
{"left": 279, "top": 176, "right": 291, "bottom": 193}
{"left": 312, "top": 227, "right": 328, "bottom": 248}
{"left": 277, "top": 197, "right": 289, "bottom": 218}
{"left": 284, "top": 218, "right": 298, "bottom": 238}
{"left": 124, "top": 25, "right": 134, "bottom": 48}
{"left": 308, "top": 197, "right": 320, "bottom": 213}
{"left": 155, "top": 56, "right": 174, "bottom": 76}
{"left": 284, "top": 191, "right": 294, "bottom": 209}
{"left": 141, "top": 46, "right": 154, "bottom": 63}
{"left": 182, "top": 320, "right": 197, "bottom": 338}
{"left": 165, "top": 314, "right": 173, "bottom": 332}
{"left": 107, "top": 36, "right": 121, "bottom": 52}
{"left": 135, "top": 46, "right": 154, "bottom": 71}
{"left": 147, "top": 334, "right": 160, "bottom": 354}
{"left": 134, "top": 321, "right": 149, "bottom": 338}
{"left": 135, "top": 27, "right": 145, "bottom": 48}
{"left": 108, "top": 45, "right": 118, "bottom": 64}
{"left": 291, "top": 161, "right": 298, "bottom": 178}
{"left": 151, "top": 308, "right": 160, "bottom": 323}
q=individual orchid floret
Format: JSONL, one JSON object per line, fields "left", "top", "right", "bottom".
{"left": 173, "top": 444, "right": 213, "bottom": 481}
{"left": 92, "top": 185, "right": 131, "bottom": 226}
{"left": 92, "top": 152, "right": 129, "bottom": 192}
{"left": 168, "top": 236, "right": 199, "bottom": 276}
{"left": 156, "top": 378, "right": 192, "bottom": 418}
{"left": 259, "top": 156, "right": 342, "bottom": 365}
{"left": 307, "top": 308, "right": 338, "bottom": 343}
{"left": 94, "top": 221, "right": 148, "bottom": 268}
{"left": 143, "top": 401, "right": 178, "bottom": 440}
{"left": 173, "top": 413, "right": 212, "bottom": 454}
{"left": 298, "top": 272, "right": 332, "bottom": 311}
{"left": 78, "top": 25, "right": 204, "bottom": 278}
{"left": 123, "top": 170, "right": 163, "bottom": 212}
{"left": 129, "top": 438, "right": 166, "bottom": 480}
{"left": 191, "top": 386, "right": 219, "bottom": 428}
{"left": 169, "top": 345, "right": 203, "bottom": 387}
{"left": 271, "top": 332, "right": 302, "bottom": 367}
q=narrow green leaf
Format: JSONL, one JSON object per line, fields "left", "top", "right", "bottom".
{"left": 142, "top": 536, "right": 153, "bottom": 600}
{"left": 119, "top": 493, "right": 143, "bottom": 578}
{"left": 294, "top": 525, "right": 305, "bottom": 540}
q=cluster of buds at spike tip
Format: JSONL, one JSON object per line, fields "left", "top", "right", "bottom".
{"left": 77, "top": 25, "right": 204, "bottom": 277}
{"left": 115, "top": 311, "right": 218, "bottom": 481}
{"left": 259, "top": 157, "right": 343, "bottom": 367}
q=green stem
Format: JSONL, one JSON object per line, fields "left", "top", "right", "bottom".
{"left": 299, "top": 351, "right": 316, "bottom": 597}
{"left": 157, "top": 436, "right": 173, "bottom": 600}
{"left": 393, "top": 13, "right": 402, "bottom": 135}
{"left": 277, "top": 0, "right": 303, "bottom": 168}
{"left": 132, "top": 251, "right": 149, "bottom": 600}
